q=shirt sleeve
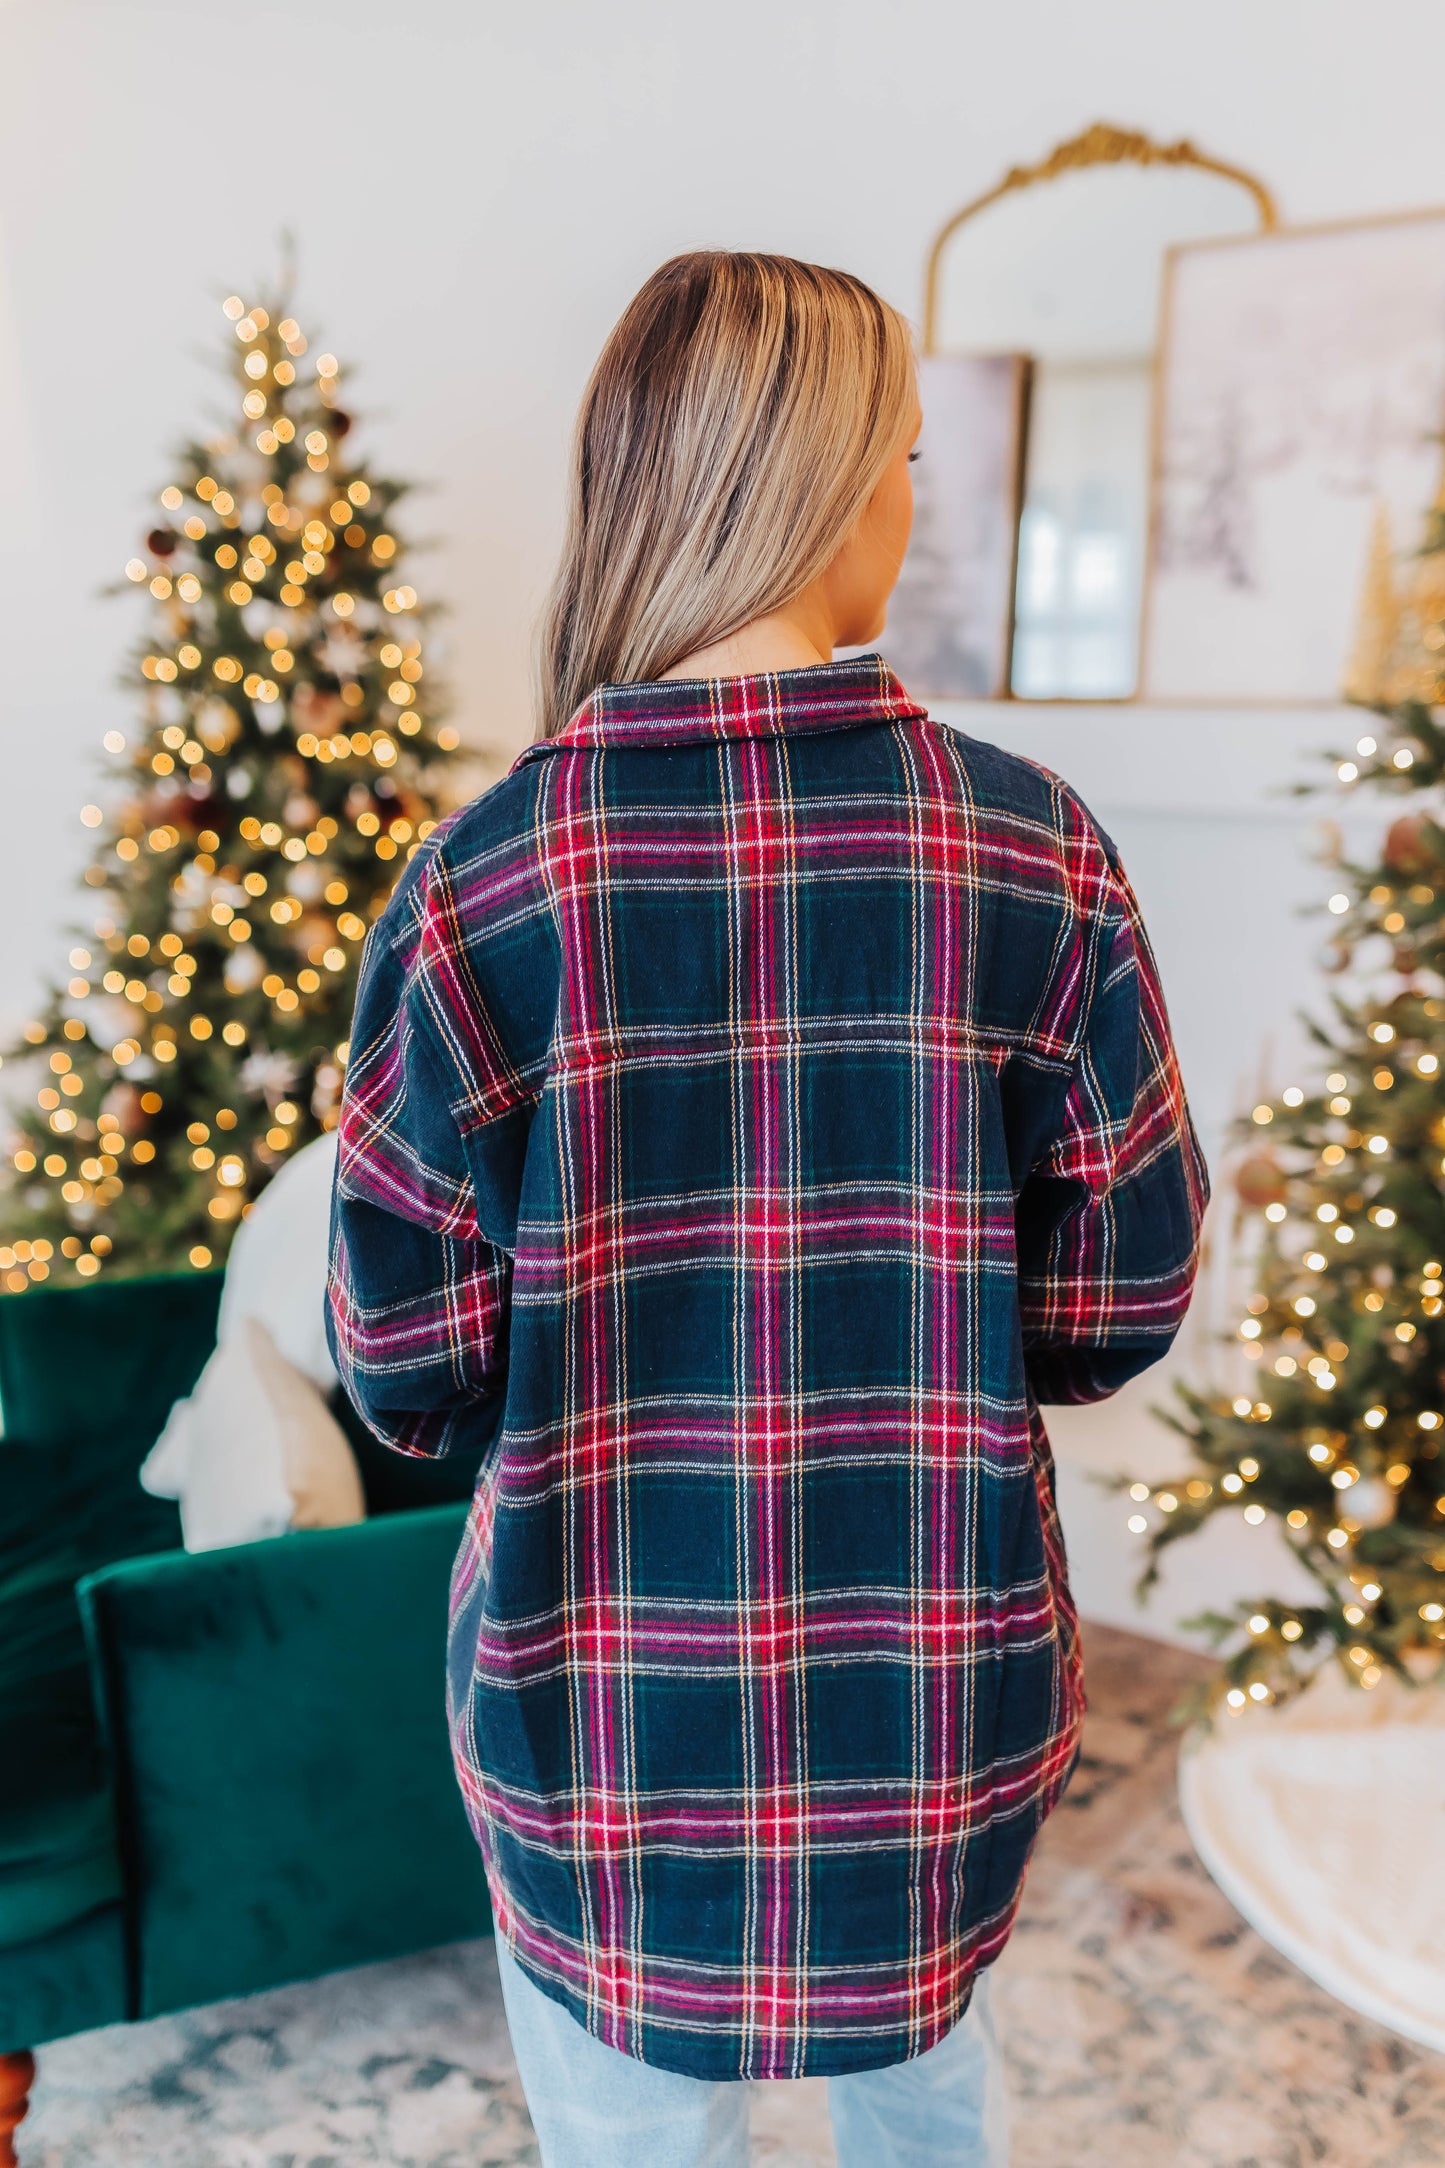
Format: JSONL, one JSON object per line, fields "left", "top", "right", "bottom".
{"left": 326, "top": 878, "right": 515, "bottom": 1463}
{"left": 1014, "top": 860, "right": 1209, "bottom": 1406}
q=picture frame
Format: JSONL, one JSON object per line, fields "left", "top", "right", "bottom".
{"left": 1141, "top": 207, "right": 1445, "bottom": 706}
{"left": 880, "top": 352, "right": 1031, "bottom": 702}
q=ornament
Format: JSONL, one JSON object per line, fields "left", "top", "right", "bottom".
{"left": 170, "top": 862, "right": 212, "bottom": 927}
{"left": 254, "top": 699, "right": 284, "bottom": 738}
{"left": 1347, "top": 1477, "right": 1397, "bottom": 1529}
{"left": 227, "top": 767, "right": 254, "bottom": 799}
{"left": 293, "top": 683, "right": 347, "bottom": 734}
{"left": 1314, "top": 820, "right": 1344, "bottom": 867}
{"left": 311, "top": 1060, "right": 343, "bottom": 1120}
{"left": 88, "top": 996, "right": 134, "bottom": 1043}
{"left": 1384, "top": 814, "right": 1432, "bottom": 876}
{"left": 224, "top": 945, "right": 265, "bottom": 994}
{"left": 139, "top": 783, "right": 189, "bottom": 826}
{"left": 296, "top": 911, "right": 334, "bottom": 959}
{"left": 329, "top": 410, "right": 353, "bottom": 437}
{"left": 100, "top": 1082, "right": 145, "bottom": 1135}
{"left": 318, "top": 627, "right": 363, "bottom": 677}
{"left": 283, "top": 792, "right": 319, "bottom": 830}
{"left": 146, "top": 526, "right": 177, "bottom": 558}
{"left": 286, "top": 859, "right": 326, "bottom": 902}
{"left": 1234, "top": 1153, "right": 1287, "bottom": 1210}
{"left": 197, "top": 698, "right": 240, "bottom": 752}
{"left": 144, "top": 780, "right": 218, "bottom": 833}
{"left": 240, "top": 1048, "right": 298, "bottom": 1100}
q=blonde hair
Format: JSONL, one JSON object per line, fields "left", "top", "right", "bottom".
{"left": 535, "top": 250, "right": 915, "bottom": 739}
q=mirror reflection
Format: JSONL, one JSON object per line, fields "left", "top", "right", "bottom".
{"left": 902, "top": 146, "right": 1271, "bottom": 701}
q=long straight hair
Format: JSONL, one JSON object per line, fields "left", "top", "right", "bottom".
{"left": 535, "top": 251, "right": 915, "bottom": 739}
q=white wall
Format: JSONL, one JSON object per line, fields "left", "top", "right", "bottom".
{"left": 2, "top": 0, "right": 1437, "bottom": 1640}
{"left": 961, "top": 703, "right": 1374, "bottom": 1645}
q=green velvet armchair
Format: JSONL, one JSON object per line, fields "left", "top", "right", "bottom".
{"left": 0, "top": 1270, "right": 492, "bottom": 2163}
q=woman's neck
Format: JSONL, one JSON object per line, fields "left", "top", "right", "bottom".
{"left": 659, "top": 593, "right": 837, "bottom": 683}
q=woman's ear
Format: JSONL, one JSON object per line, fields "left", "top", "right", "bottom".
{"left": 820, "top": 414, "right": 921, "bottom": 647}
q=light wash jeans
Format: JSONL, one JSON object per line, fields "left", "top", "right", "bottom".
{"left": 495, "top": 1939, "right": 1010, "bottom": 2168}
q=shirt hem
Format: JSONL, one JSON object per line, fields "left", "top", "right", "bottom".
{"left": 495, "top": 1934, "right": 986, "bottom": 2084}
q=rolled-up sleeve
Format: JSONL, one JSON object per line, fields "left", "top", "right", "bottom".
{"left": 1015, "top": 863, "right": 1209, "bottom": 1405}
{"left": 327, "top": 887, "right": 514, "bottom": 1461}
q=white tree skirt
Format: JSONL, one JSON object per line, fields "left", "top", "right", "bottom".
{"left": 1179, "top": 1667, "right": 1445, "bottom": 2054}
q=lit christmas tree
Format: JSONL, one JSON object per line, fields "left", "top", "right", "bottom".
{"left": 1127, "top": 501, "right": 1445, "bottom": 1714}
{"left": 0, "top": 290, "right": 460, "bottom": 1291}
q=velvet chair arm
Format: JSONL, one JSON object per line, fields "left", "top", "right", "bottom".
{"left": 77, "top": 1503, "right": 491, "bottom": 2021}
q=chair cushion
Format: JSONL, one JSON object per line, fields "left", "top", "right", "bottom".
{"left": 0, "top": 1900, "right": 127, "bottom": 2054}
{"left": 0, "top": 1794, "right": 119, "bottom": 1949}
{"left": 79, "top": 1506, "right": 491, "bottom": 2018}
{"left": 0, "top": 1437, "right": 180, "bottom": 1949}
{"left": 0, "top": 1269, "right": 224, "bottom": 1455}
{"left": 0, "top": 1271, "right": 222, "bottom": 1950}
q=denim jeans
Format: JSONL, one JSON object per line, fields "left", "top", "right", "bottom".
{"left": 495, "top": 1940, "right": 1010, "bottom": 2168}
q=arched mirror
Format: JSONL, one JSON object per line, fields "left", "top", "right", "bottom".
{"left": 883, "top": 125, "right": 1277, "bottom": 703}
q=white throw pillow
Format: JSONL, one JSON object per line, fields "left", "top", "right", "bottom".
{"left": 217, "top": 1130, "right": 339, "bottom": 1389}
{"left": 178, "top": 1315, "right": 365, "bottom": 1553}
{"left": 141, "top": 1131, "right": 338, "bottom": 1505}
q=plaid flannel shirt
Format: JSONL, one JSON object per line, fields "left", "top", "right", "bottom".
{"left": 328, "top": 656, "right": 1207, "bottom": 2081}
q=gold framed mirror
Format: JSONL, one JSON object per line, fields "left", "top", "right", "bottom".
{"left": 883, "top": 124, "right": 1278, "bottom": 704}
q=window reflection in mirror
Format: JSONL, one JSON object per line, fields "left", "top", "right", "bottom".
{"left": 1013, "top": 360, "right": 1150, "bottom": 698}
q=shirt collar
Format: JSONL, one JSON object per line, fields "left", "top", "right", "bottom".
{"left": 518, "top": 653, "right": 925, "bottom": 759}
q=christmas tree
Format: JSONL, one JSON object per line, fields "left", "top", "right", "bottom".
{"left": 0, "top": 290, "right": 460, "bottom": 1292}
{"left": 1125, "top": 504, "right": 1445, "bottom": 1716}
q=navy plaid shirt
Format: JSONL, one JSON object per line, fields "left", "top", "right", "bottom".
{"left": 328, "top": 656, "right": 1206, "bottom": 2080}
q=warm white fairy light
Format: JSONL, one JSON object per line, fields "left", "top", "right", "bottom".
{"left": 5, "top": 292, "right": 457, "bottom": 1290}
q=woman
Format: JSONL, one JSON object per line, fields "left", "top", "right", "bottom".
{"left": 328, "top": 252, "right": 1207, "bottom": 2167}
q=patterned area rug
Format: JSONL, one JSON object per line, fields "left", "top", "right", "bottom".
{"left": 22, "top": 1625, "right": 1445, "bottom": 2167}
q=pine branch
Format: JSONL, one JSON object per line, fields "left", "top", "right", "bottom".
{"left": 1117, "top": 589, "right": 1445, "bottom": 1714}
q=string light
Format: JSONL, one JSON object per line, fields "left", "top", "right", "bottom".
{"left": 5, "top": 294, "right": 456, "bottom": 1292}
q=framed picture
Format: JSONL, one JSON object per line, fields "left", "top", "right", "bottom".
{"left": 1142, "top": 209, "right": 1445, "bottom": 704}
{"left": 880, "top": 352, "right": 1030, "bottom": 701}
